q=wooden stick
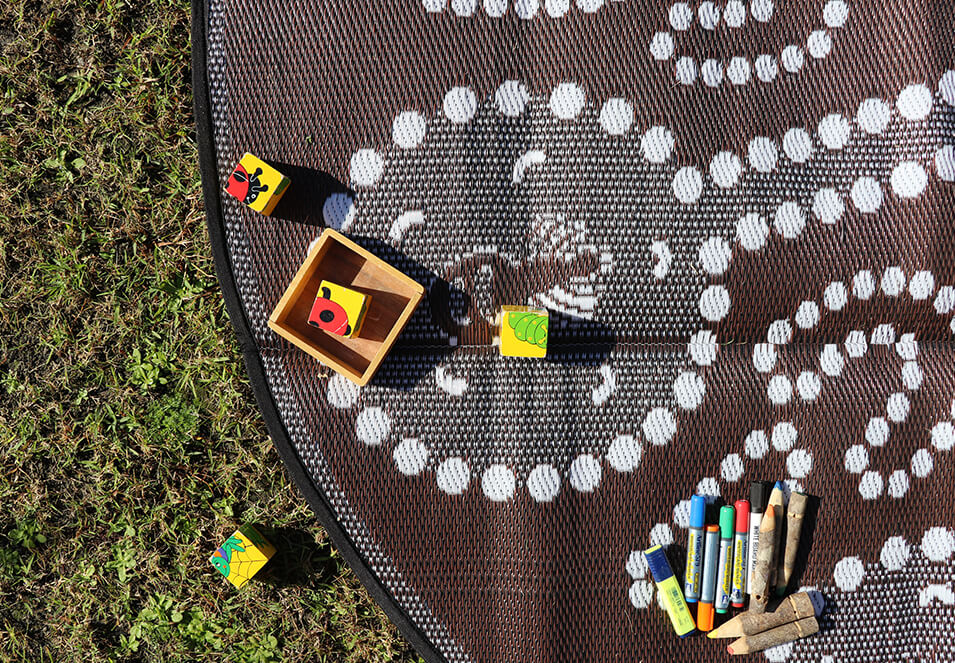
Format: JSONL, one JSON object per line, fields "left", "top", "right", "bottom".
{"left": 748, "top": 505, "right": 776, "bottom": 614}
{"left": 727, "top": 616, "right": 819, "bottom": 655}
{"left": 778, "top": 492, "right": 809, "bottom": 594}
{"left": 708, "top": 592, "right": 816, "bottom": 639}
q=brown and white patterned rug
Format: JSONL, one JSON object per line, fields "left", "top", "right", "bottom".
{"left": 193, "top": 1, "right": 955, "bottom": 660}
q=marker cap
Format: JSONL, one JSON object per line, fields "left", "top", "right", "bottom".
{"left": 643, "top": 545, "right": 675, "bottom": 582}
{"left": 749, "top": 481, "right": 771, "bottom": 512}
{"left": 734, "top": 499, "right": 750, "bottom": 532}
{"left": 719, "top": 505, "right": 735, "bottom": 539}
{"left": 690, "top": 495, "right": 706, "bottom": 529}
{"left": 697, "top": 600, "right": 715, "bottom": 632}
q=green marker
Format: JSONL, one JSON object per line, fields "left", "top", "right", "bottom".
{"left": 714, "top": 505, "right": 735, "bottom": 614}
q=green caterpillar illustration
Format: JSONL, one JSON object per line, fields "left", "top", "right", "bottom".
{"left": 508, "top": 312, "right": 548, "bottom": 348}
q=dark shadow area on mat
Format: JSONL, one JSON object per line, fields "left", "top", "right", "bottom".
{"left": 255, "top": 526, "right": 339, "bottom": 588}
{"left": 347, "top": 235, "right": 454, "bottom": 390}
{"left": 266, "top": 162, "right": 354, "bottom": 227}
{"left": 785, "top": 493, "right": 821, "bottom": 594}
{"left": 545, "top": 310, "right": 615, "bottom": 365}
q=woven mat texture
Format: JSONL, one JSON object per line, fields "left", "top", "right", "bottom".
{"left": 195, "top": 2, "right": 955, "bottom": 661}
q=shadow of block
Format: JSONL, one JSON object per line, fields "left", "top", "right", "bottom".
{"left": 255, "top": 526, "right": 338, "bottom": 588}
{"left": 266, "top": 162, "right": 353, "bottom": 228}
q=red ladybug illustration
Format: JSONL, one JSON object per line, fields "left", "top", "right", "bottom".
{"left": 308, "top": 287, "right": 351, "bottom": 336}
{"left": 226, "top": 163, "right": 269, "bottom": 204}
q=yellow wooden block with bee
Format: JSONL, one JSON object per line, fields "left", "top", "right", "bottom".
{"left": 499, "top": 306, "right": 548, "bottom": 358}
{"left": 210, "top": 525, "right": 276, "bottom": 589}
{"left": 225, "top": 153, "right": 290, "bottom": 216}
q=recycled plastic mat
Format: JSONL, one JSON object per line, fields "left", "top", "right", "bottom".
{"left": 192, "top": 1, "right": 955, "bottom": 660}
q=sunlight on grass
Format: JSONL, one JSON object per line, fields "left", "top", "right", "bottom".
{"left": 0, "top": 2, "right": 419, "bottom": 660}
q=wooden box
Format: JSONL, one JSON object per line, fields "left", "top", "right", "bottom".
{"left": 268, "top": 229, "right": 425, "bottom": 386}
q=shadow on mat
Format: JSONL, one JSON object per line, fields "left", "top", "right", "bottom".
{"left": 266, "top": 162, "right": 353, "bottom": 228}
{"left": 347, "top": 235, "right": 454, "bottom": 391}
{"left": 255, "top": 526, "right": 339, "bottom": 588}
{"left": 545, "top": 311, "right": 614, "bottom": 365}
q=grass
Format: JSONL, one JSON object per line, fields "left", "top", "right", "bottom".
{"left": 0, "top": 1, "right": 418, "bottom": 660}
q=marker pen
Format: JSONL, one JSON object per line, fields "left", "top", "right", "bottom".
{"left": 747, "top": 481, "right": 771, "bottom": 594}
{"left": 697, "top": 524, "right": 721, "bottom": 631}
{"left": 644, "top": 545, "right": 696, "bottom": 638}
{"left": 730, "top": 499, "right": 750, "bottom": 608}
{"left": 684, "top": 495, "right": 706, "bottom": 603}
{"left": 715, "top": 505, "right": 735, "bottom": 614}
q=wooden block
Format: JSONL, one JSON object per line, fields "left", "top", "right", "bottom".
{"left": 268, "top": 229, "right": 425, "bottom": 386}
{"left": 225, "top": 153, "right": 290, "bottom": 216}
{"left": 308, "top": 280, "right": 370, "bottom": 338}
{"left": 499, "top": 306, "right": 548, "bottom": 358}
{"left": 210, "top": 525, "right": 276, "bottom": 589}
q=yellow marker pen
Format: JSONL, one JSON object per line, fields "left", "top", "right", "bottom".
{"left": 644, "top": 545, "right": 696, "bottom": 638}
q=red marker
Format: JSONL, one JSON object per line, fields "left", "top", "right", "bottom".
{"left": 730, "top": 499, "right": 750, "bottom": 608}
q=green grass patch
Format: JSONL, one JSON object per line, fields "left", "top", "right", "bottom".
{"left": 0, "top": 2, "right": 418, "bottom": 660}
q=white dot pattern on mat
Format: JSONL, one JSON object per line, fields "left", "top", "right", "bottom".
{"left": 527, "top": 464, "right": 561, "bottom": 502}
{"left": 745, "top": 430, "right": 770, "bottom": 459}
{"left": 327, "top": 373, "right": 361, "bottom": 409}
{"left": 772, "top": 422, "right": 797, "bottom": 451}
{"left": 341, "top": 81, "right": 955, "bottom": 508}
{"left": 897, "top": 83, "right": 933, "bottom": 121}
{"left": 797, "top": 371, "right": 821, "bottom": 401}
{"left": 569, "top": 454, "right": 602, "bottom": 492}
{"left": 689, "top": 330, "right": 718, "bottom": 366}
{"left": 699, "top": 285, "right": 730, "bottom": 321}
{"left": 549, "top": 82, "right": 586, "bottom": 120}
{"left": 721, "top": 453, "right": 745, "bottom": 482}
{"left": 911, "top": 448, "right": 934, "bottom": 478}
{"left": 650, "top": 523, "right": 674, "bottom": 547}
{"left": 626, "top": 550, "right": 648, "bottom": 579}
{"left": 674, "top": 372, "right": 706, "bottom": 410}
{"left": 858, "top": 470, "right": 883, "bottom": 499}
{"left": 880, "top": 536, "right": 911, "bottom": 571}
{"left": 423, "top": 0, "right": 609, "bottom": 17}
{"left": 482, "top": 464, "right": 516, "bottom": 501}
{"left": 696, "top": 477, "right": 721, "bottom": 501}
{"left": 394, "top": 439, "right": 430, "bottom": 476}
{"left": 322, "top": 193, "right": 356, "bottom": 231}
{"left": 599, "top": 98, "right": 634, "bottom": 135}
{"left": 737, "top": 213, "right": 769, "bottom": 250}
{"left": 606, "top": 434, "right": 643, "bottom": 472}
{"left": 787, "top": 449, "right": 813, "bottom": 478}
{"left": 495, "top": 80, "right": 529, "bottom": 116}
{"left": 833, "top": 556, "right": 865, "bottom": 591}
{"left": 349, "top": 149, "right": 384, "bottom": 187}
{"left": 643, "top": 408, "right": 677, "bottom": 446}
{"left": 392, "top": 111, "right": 427, "bottom": 149}
{"left": 436, "top": 457, "right": 471, "bottom": 495}
{"left": 356, "top": 407, "right": 391, "bottom": 445}
{"left": 651, "top": 0, "right": 845, "bottom": 88}
{"left": 443, "top": 87, "right": 478, "bottom": 124}
{"left": 921, "top": 527, "right": 955, "bottom": 562}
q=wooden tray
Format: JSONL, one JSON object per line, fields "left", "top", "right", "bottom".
{"left": 268, "top": 229, "right": 425, "bottom": 386}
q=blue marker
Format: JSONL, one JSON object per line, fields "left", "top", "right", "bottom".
{"left": 684, "top": 495, "right": 706, "bottom": 603}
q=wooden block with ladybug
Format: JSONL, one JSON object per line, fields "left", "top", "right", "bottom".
{"left": 225, "top": 153, "right": 290, "bottom": 216}
{"left": 308, "top": 280, "right": 370, "bottom": 339}
{"left": 499, "top": 306, "right": 548, "bottom": 358}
